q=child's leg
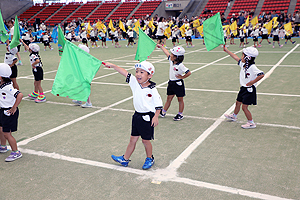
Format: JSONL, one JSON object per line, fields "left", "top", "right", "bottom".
{"left": 124, "top": 136, "right": 139, "bottom": 160}
{"left": 2, "top": 130, "right": 18, "bottom": 151}
{"left": 10, "top": 78, "right": 19, "bottom": 90}
{"left": 177, "top": 96, "right": 184, "bottom": 114}
{"left": 34, "top": 80, "right": 43, "bottom": 93}
{"left": 86, "top": 96, "right": 91, "bottom": 104}
{"left": 0, "top": 127, "right": 6, "bottom": 146}
{"left": 162, "top": 95, "right": 175, "bottom": 113}
{"left": 234, "top": 101, "right": 242, "bottom": 115}
{"left": 142, "top": 139, "right": 152, "bottom": 158}
{"left": 241, "top": 104, "right": 252, "bottom": 120}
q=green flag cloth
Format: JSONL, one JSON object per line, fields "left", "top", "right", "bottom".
{"left": 10, "top": 16, "right": 20, "bottom": 49}
{"left": 51, "top": 41, "right": 102, "bottom": 101}
{"left": 203, "top": 12, "right": 225, "bottom": 51}
{"left": 0, "top": 10, "right": 9, "bottom": 42}
{"left": 135, "top": 27, "right": 156, "bottom": 62}
{"left": 58, "top": 25, "right": 65, "bottom": 56}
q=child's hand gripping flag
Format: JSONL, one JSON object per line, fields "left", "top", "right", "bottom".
{"left": 58, "top": 25, "right": 66, "bottom": 56}
{"left": 10, "top": 16, "right": 20, "bottom": 49}
{"left": 203, "top": 12, "right": 225, "bottom": 51}
{"left": 135, "top": 27, "right": 156, "bottom": 62}
{"left": 51, "top": 41, "right": 104, "bottom": 101}
{"left": 0, "top": 10, "right": 9, "bottom": 42}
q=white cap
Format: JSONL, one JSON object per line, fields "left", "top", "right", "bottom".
{"left": 135, "top": 61, "right": 155, "bottom": 75}
{"left": 8, "top": 46, "right": 18, "bottom": 55}
{"left": 78, "top": 44, "right": 90, "bottom": 53}
{"left": 243, "top": 47, "right": 259, "bottom": 57}
{"left": 0, "top": 63, "right": 12, "bottom": 78}
{"left": 29, "top": 43, "right": 40, "bottom": 52}
{"left": 170, "top": 46, "right": 185, "bottom": 56}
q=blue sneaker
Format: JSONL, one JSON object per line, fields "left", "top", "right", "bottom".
{"left": 0, "top": 146, "right": 7, "bottom": 153}
{"left": 5, "top": 151, "right": 22, "bottom": 162}
{"left": 111, "top": 155, "right": 130, "bottom": 167}
{"left": 142, "top": 156, "right": 155, "bottom": 170}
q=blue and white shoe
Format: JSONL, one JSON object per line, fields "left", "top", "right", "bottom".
{"left": 111, "top": 155, "right": 130, "bottom": 167}
{"left": 5, "top": 151, "right": 22, "bottom": 162}
{"left": 0, "top": 146, "right": 8, "bottom": 153}
{"left": 72, "top": 100, "right": 82, "bottom": 105}
{"left": 81, "top": 102, "right": 92, "bottom": 108}
{"left": 142, "top": 156, "right": 155, "bottom": 170}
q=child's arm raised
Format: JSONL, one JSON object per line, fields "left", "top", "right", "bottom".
{"left": 223, "top": 46, "right": 240, "bottom": 62}
{"left": 157, "top": 44, "right": 170, "bottom": 57}
{"left": 19, "top": 39, "right": 29, "bottom": 51}
{"left": 104, "top": 62, "right": 128, "bottom": 77}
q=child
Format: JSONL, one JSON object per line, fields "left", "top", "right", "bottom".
{"left": 239, "top": 27, "right": 245, "bottom": 48}
{"left": 90, "top": 27, "right": 98, "bottom": 48}
{"left": 259, "top": 24, "right": 271, "bottom": 45}
{"left": 105, "top": 61, "right": 162, "bottom": 169}
{"left": 223, "top": 46, "right": 264, "bottom": 129}
{"left": 272, "top": 25, "right": 283, "bottom": 48}
{"left": 4, "top": 46, "right": 19, "bottom": 90}
{"left": 42, "top": 30, "right": 53, "bottom": 51}
{"left": 20, "top": 40, "right": 46, "bottom": 103}
{"left": 72, "top": 44, "right": 93, "bottom": 108}
{"left": 185, "top": 26, "right": 194, "bottom": 48}
{"left": 99, "top": 30, "right": 107, "bottom": 48}
{"left": 251, "top": 26, "right": 261, "bottom": 48}
{"left": 126, "top": 27, "right": 134, "bottom": 47}
{"left": 0, "top": 63, "right": 23, "bottom": 161}
{"left": 157, "top": 45, "right": 191, "bottom": 121}
{"left": 22, "top": 29, "right": 32, "bottom": 52}
{"left": 171, "top": 25, "right": 180, "bottom": 47}
{"left": 284, "top": 28, "right": 296, "bottom": 44}
{"left": 114, "top": 27, "right": 121, "bottom": 48}
{"left": 80, "top": 27, "right": 88, "bottom": 48}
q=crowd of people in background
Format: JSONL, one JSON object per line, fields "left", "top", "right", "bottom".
{"left": 1, "top": 8, "right": 300, "bottom": 49}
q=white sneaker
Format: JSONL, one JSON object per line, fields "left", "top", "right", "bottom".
{"left": 241, "top": 122, "right": 256, "bottom": 129}
{"left": 72, "top": 100, "right": 82, "bottom": 105}
{"left": 224, "top": 114, "right": 237, "bottom": 121}
{"left": 81, "top": 102, "right": 92, "bottom": 108}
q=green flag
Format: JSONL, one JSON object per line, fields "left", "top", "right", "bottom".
{"left": 203, "top": 12, "right": 225, "bottom": 51}
{"left": 0, "top": 10, "right": 9, "bottom": 42}
{"left": 51, "top": 41, "right": 102, "bottom": 101}
{"left": 58, "top": 25, "right": 65, "bottom": 56}
{"left": 10, "top": 16, "right": 20, "bottom": 49}
{"left": 135, "top": 27, "right": 156, "bottom": 62}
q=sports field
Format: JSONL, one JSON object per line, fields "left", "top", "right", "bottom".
{"left": 1, "top": 37, "right": 300, "bottom": 200}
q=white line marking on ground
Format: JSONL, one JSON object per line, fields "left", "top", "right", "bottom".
{"left": 17, "top": 96, "right": 134, "bottom": 146}
{"left": 19, "top": 147, "right": 293, "bottom": 200}
{"left": 164, "top": 45, "right": 299, "bottom": 176}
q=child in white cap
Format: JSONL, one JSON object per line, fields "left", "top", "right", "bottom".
{"left": 157, "top": 45, "right": 191, "bottom": 121}
{"left": 0, "top": 63, "right": 23, "bottom": 161}
{"left": 223, "top": 46, "right": 264, "bottom": 129}
{"left": 72, "top": 44, "right": 93, "bottom": 108}
{"left": 104, "top": 61, "right": 162, "bottom": 170}
{"left": 4, "top": 45, "right": 19, "bottom": 90}
{"left": 20, "top": 39, "right": 46, "bottom": 103}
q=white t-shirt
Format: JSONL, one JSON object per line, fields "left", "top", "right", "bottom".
{"left": 156, "top": 22, "right": 165, "bottom": 36}
{"left": 238, "top": 60, "right": 264, "bottom": 87}
{"left": 0, "top": 82, "right": 20, "bottom": 108}
{"left": 261, "top": 27, "right": 268, "bottom": 35}
{"left": 252, "top": 29, "right": 260, "bottom": 37}
{"left": 22, "top": 32, "right": 31, "bottom": 40}
{"left": 239, "top": 29, "right": 245, "bottom": 37}
{"left": 186, "top": 29, "right": 192, "bottom": 37}
{"left": 127, "top": 30, "right": 134, "bottom": 37}
{"left": 4, "top": 53, "right": 17, "bottom": 65}
{"left": 273, "top": 28, "right": 279, "bottom": 36}
{"left": 42, "top": 34, "right": 49, "bottom": 41}
{"left": 30, "top": 53, "right": 42, "bottom": 68}
{"left": 126, "top": 73, "right": 163, "bottom": 113}
{"left": 168, "top": 56, "right": 190, "bottom": 81}
{"left": 81, "top": 31, "right": 87, "bottom": 39}
{"left": 99, "top": 31, "right": 105, "bottom": 37}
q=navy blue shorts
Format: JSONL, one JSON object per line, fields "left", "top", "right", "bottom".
{"left": 33, "top": 67, "right": 43, "bottom": 81}
{"left": 167, "top": 79, "right": 185, "bottom": 97}
{"left": 10, "top": 65, "right": 18, "bottom": 78}
{"left": 131, "top": 111, "right": 155, "bottom": 140}
{"left": 236, "top": 86, "right": 257, "bottom": 105}
{"left": 0, "top": 108, "right": 19, "bottom": 132}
